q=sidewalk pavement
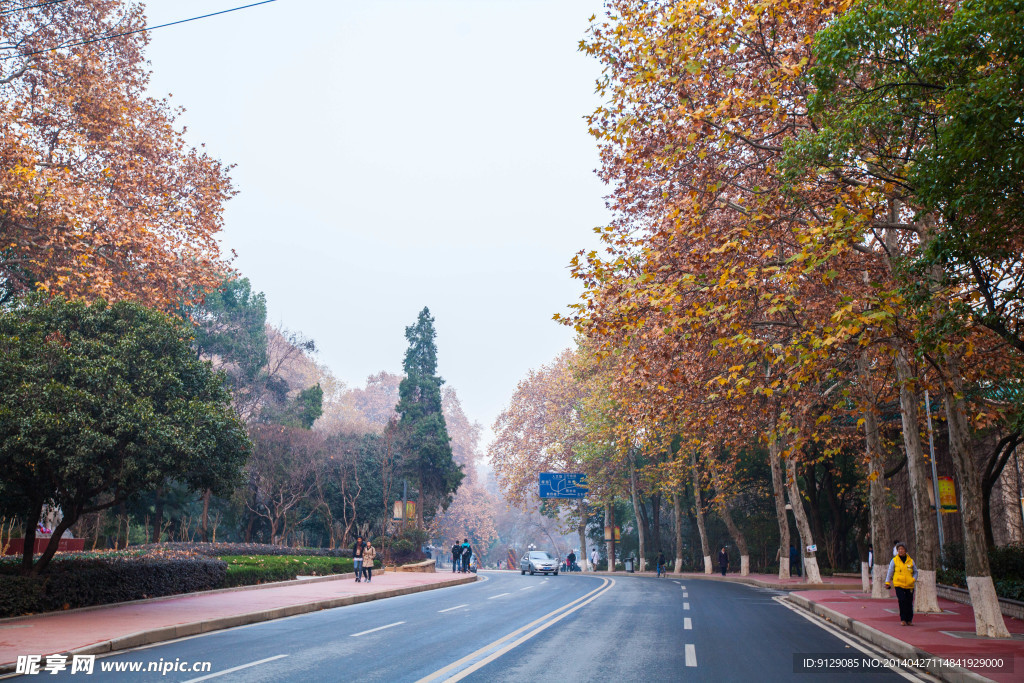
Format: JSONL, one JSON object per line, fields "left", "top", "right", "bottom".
{"left": 0, "top": 570, "right": 477, "bottom": 673}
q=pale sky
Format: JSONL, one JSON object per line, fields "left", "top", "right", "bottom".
{"left": 144, "top": 0, "right": 610, "bottom": 443}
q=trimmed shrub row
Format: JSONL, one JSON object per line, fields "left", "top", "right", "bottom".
{"left": 138, "top": 542, "right": 354, "bottom": 558}
{"left": 220, "top": 554, "right": 366, "bottom": 587}
{"left": 0, "top": 557, "right": 226, "bottom": 618}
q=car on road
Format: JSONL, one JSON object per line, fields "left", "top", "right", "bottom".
{"left": 520, "top": 550, "right": 559, "bottom": 576}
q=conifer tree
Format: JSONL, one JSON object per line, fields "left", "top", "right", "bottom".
{"left": 396, "top": 308, "right": 463, "bottom": 527}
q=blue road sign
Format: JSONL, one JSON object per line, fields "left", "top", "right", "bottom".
{"left": 539, "top": 473, "right": 589, "bottom": 499}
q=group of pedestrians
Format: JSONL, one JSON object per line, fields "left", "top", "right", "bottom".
{"left": 351, "top": 536, "right": 376, "bottom": 582}
{"left": 451, "top": 538, "right": 473, "bottom": 573}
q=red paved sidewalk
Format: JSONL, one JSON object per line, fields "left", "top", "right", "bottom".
{"left": 792, "top": 589, "right": 1024, "bottom": 683}
{"left": 0, "top": 570, "right": 475, "bottom": 671}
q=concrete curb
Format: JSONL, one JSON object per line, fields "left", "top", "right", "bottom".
{"left": 785, "top": 592, "right": 996, "bottom": 683}
{"left": 0, "top": 574, "right": 478, "bottom": 674}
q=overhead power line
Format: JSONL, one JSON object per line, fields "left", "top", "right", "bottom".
{"left": 1, "top": 0, "right": 277, "bottom": 60}
{"left": 1, "top": 0, "right": 72, "bottom": 17}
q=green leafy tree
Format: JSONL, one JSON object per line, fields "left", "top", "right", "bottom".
{"left": 0, "top": 296, "right": 251, "bottom": 574}
{"left": 396, "top": 308, "right": 463, "bottom": 527}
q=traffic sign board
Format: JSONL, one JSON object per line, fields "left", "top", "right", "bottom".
{"left": 539, "top": 473, "right": 588, "bottom": 499}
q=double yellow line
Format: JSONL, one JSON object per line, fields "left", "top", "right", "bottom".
{"left": 416, "top": 578, "right": 616, "bottom": 682}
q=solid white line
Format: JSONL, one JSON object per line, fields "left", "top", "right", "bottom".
{"left": 351, "top": 621, "right": 405, "bottom": 637}
{"left": 683, "top": 602, "right": 690, "bottom": 610}
{"left": 487, "top": 593, "right": 511, "bottom": 600}
{"left": 438, "top": 604, "right": 468, "bottom": 613}
{"left": 415, "top": 578, "right": 614, "bottom": 683}
{"left": 180, "top": 655, "right": 288, "bottom": 682}
{"left": 684, "top": 618, "right": 692, "bottom": 630}
{"left": 685, "top": 644, "right": 697, "bottom": 667}
{"left": 773, "top": 597, "right": 924, "bottom": 682}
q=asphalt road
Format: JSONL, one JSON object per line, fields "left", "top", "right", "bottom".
{"left": 32, "top": 572, "right": 925, "bottom": 682}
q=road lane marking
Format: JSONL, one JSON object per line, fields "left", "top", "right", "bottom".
{"left": 683, "top": 602, "right": 690, "bottom": 610}
{"left": 673, "top": 581, "right": 680, "bottom": 585}
{"left": 487, "top": 593, "right": 511, "bottom": 600}
{"left": 416, "top": 578, "right": 614, "bottom": 683}
{"left": 351, "top": 622, "right": 405, "bottom": 637}
{"left": 438, "top": 604, "right": 468, "bottom": 613}
{"left": 180, "top": 655, "right": 287, "bottom": 682}
{"left": 682, "top": 591, "right": 688, "bottom": 597}
{"left": 773, "top": 596, "right": 926, "bottom": 682}
{"left": 685, "top": 644, "right": 697, "bottom": 667}
{"left": 684, "top": 618, "right": 692, "bottom": 630}
{"left": 519, "top": 586, "right": 534, "bottom": 591}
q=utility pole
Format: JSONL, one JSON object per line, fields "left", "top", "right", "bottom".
{"left": 924, "top": 390, "right": 945, "bottom": 563}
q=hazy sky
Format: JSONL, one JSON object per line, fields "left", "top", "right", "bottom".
{"left": 143, "top": 0, "right": 610, "bottom": 442}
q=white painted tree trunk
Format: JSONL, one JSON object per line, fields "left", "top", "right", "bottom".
{"left": 768, "top": 436, "right": 791, "bottom": 581}
{"left": 861, "top": 561, "right": 870, "bottom": 593}
{"left": 740, "top": 555, "right": 750, "bottom": 576}
{"left": 895, "top": 346, "right": 941, "bottom": 613}
{"left": 944, "top": 358, "right": 1011, "bottom": 638}
{"left": 859, "top": 354, "right": 891, "bottom": 599}
{"left": 691, "top": 451, "right": 712, "bottom": 574}
{"left": 673, "top": 494, "right": 684, "bottom": 575}
{"left": 786, "top": 456, "right": 822, "bottom": 584}
{"left": 967, "top": 576, "right": 1010, "bottom": 638}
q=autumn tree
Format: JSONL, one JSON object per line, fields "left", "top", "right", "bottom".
{"left": 0, "top": 1, "right": 234, "bottom": 309}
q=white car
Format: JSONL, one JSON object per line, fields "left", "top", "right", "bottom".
{"left": 520, "top": 550, "right": 559, "bottom": 576}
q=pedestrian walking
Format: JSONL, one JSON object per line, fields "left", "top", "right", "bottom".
{"left": 363, "top": 540, "right": 377, "bottom": 582}
{"left": 590, "top": 547, "right": 599, "bottom": 571}
{"left": 885, "top": 542, "right": 918, "bottom": 626}
{"left": 567, "top": 550, "right": 577, "bottom": 572}
{"left": 656, "top": 551, "right": 666, "bottom": 577}
{"left": 789, "top": 544, "right": 801, "bottom": 578}
{"left": 451, "top": 540, "right": 461, "bottom": 573}
{"left": 352, "top": 536, "right": 365, "bottom": 582}
{"left": 718, "top": 546, "right": 729, "bottom": 576}
{"left": 461, "top": 539, "right": 472, "bottom": 573}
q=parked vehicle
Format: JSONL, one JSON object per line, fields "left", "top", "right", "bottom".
{"left": 520, "top": 550, "right": 559, "bottom": 576}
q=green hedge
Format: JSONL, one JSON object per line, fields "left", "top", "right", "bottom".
{"left": 220, "top": 555, "right": 367, "bottom": 587}
{"left": 0, "top": 557, "right": 226, "bottom": 618}
{"left": 141, "top": 542, "right": 354, "bottom": 558}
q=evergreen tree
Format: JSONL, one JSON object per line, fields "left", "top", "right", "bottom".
{"left": 396, "top": 308, "right": 463, "bottom": 527}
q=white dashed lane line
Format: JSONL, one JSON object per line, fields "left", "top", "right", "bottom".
{"left": 684, "top": 618, "right": 692, "bottom": 630}
{"left": 683, "top": 602, "right": 690, "bottom": 610}
{"left": 685, "top": 644, "right": 697, "bottom": 667}
{"left": 519, "top": 586, "right": 534, "bottom": 591}
{"left": 487, "top": 593, "right": 511, "bottom": 600}
{"left": 350, "top": 622, "right": 405, "bottom": 637}
{"left": 682, "top": 591, "right": 688, "bottom": 597}
{"left": 438, "top": 604, "right": 468, "bottom": 613}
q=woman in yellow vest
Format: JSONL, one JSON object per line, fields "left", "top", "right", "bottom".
{"left": 884, "top": 542, "right": 919, "bottom": 625}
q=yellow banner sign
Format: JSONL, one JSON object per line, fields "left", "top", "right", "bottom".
{"left": 938, "top": 476, "right": 957, "bottom": 513}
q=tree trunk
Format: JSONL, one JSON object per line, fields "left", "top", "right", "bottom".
{"left": 650, "top": 493, "right": 662, "bottom": 555}
{"left": 769, "top": 437, "right": 791, "bottom": 580}
{"left": 604, "top": 503, "right": 615, "bottom": 572}
{"left": 578, "top": 500, "right": 590, "bottom": 571}
{"left": 860, "top": 353, "right": 892, "bottom": 598}
{"left": 201, "top": 489, "right": 211, "bottom": 543}
{"left": 31, "top": 510, "right": 79, "bottom": 576}
{"left": 712, "top": 463, "right": 749, "bottom": 575}
{"left": 894, "top": 345, "right": 941, "bottom": 613}
{"left": 19, "top": 502, "right": 42, "bottom": 576}
{"left": 943, "top": 354, "right": 1011, "bottom": 638}
{"left": 786, "top": 455, "right": 822, "bottom": 583}
{"left": 691, "top": 451, "right": 712, "bottom": 574}
{"left": 673, "top": 493, "right": 684, "bottom": 574}
{"left": 855, "top": 527, "right": 871, "bottom": 593}
{"left": 802, "top": 461, "right": 828, "bottom": 568}
{"left": 151, "top": 484, "right": 165, "bottom": 544}
{"left": 629, "top": 457, "right": 647, "bottom": 571}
